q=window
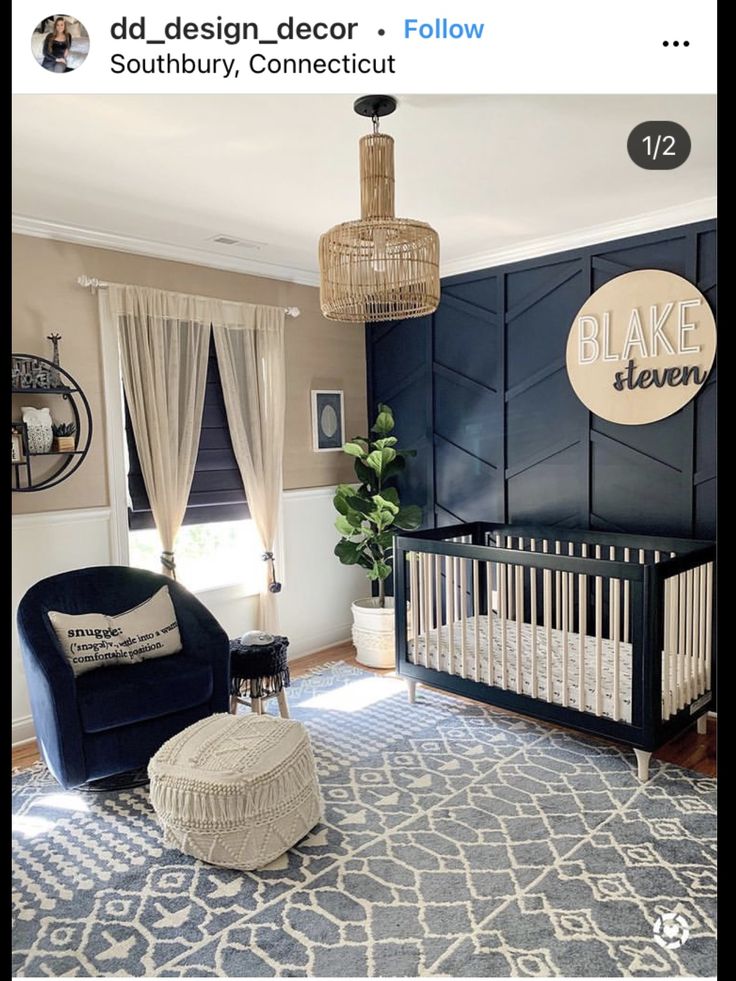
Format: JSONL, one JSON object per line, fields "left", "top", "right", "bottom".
{"left": 129, "top": 520, "right": 263, "bottom": 594}
{"left": 125, "top": 333, "right": 260, "bottom": 594}
{"left": 125, "top": 334, "right": 248, "bottom": 530}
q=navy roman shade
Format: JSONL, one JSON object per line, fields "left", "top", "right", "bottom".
{"left": 126, "top": 334, "right": 248, "bottom": 530}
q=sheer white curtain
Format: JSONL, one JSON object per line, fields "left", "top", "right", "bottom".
{"left": 213, "top": 305, "right": 286, "bottom": 632}
{"left": 109, "top": 285, "right": 211, "bottom": 578}
{"left": 107, "top": 283, "right": 286, "bottom": 627}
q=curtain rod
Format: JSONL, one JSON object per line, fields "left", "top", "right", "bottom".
{"left": 76, "top": 275, "right": 301, "bottom": 318}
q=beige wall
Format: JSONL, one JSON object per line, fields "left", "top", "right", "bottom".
{"left": 12, "top": 234, "right": 366, "bottom": 513}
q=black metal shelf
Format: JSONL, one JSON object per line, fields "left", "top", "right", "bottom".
{"left": 14, "top": 450, "right": 85, "bottom": 458}
{"left": 11, "top": 387, "right": 79, "bottom": 395}
{"left": 12, "top": 353, "right": 93, "bottom": 492}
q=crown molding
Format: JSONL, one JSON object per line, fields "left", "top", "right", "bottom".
{"left": 11, "top": 215, "right": 321, "bottom": 288}
{"left": 440, "top": 198, "right": 717, "bottom": 278}
{"left": 13, "top": 197, "right": 716, "bottom": 287}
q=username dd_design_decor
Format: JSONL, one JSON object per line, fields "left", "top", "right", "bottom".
{"left": 319, "top": 95, "right": 440, "bottom": 323}
{"left": 566, "top": 269, "right": 716, "bottom": 425}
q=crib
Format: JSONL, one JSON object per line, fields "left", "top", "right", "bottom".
{"left": 394, "top": 522, "right": 715, "bottom": 779}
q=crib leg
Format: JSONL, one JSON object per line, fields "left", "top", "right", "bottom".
{"left": 697, "top": 715, "right": 708, "bottom": 735}
{"left": 406, "top": 679, "right": 417, "bottom": 704}
{"left": 634, "top": 748, "right": 652, "bottom": 782}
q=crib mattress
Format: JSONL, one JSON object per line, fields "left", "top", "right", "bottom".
{"left": 408, "top": 617, "right": 634, "bottom": 721}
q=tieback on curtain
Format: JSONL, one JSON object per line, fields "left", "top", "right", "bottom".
{"left": 262, "top": 552, "right": 282, "bottom": 593}
{"left": 161, "top": 551, "right": 177, "bottom": 577}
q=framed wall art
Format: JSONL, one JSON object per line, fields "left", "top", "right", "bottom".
{"left": 311, "top": 390, "right": 345, "bottom": 452}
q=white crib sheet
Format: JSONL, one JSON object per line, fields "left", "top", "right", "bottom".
{"left": 408, "top": 617, "right": 634, "bottom": 721}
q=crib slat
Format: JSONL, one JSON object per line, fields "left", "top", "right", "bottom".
{"left": 499, "top": 557, "right": 508, "bottom": 689}
{"left": 418, "top": 552, "right": 425, "bottom": 645}
{"left": 677, "top": 573, "right": 686, "bottom": 711}
{"left": 623, "top": 547, "right": 631, "bottom": 644}
{"left": 473, "top": 559, "right": 480, "bottom": 682}
{"left": 698, "top": 564, "right": 706, "bottom": 697}
{"left": 609, "top": 546, "right": 616, "bottom": 640}
{"left": 459, "top": 558, "right": 467, "bottom": 678}
{"left": 506, "top": 536, "right": 514, "bottom": 622}
{"left": 561, "top": 565, "right": 569, "bottom": 707}
{"left": 579, "top": 543, "right": 588, "bottom": 713}
{"left": 612, "top": 577, "right": 621, "bottom": 722}
{"left": 685, "top": 570, "right": 694, "bottom": 705}
{"left": 543, "top": 558, "right": 552, "bottom": 702}
{"left": 705, "top": 563, "right": 713, "bottom": 690}
{"left": 668, "top": 576, "right": 677, "bottom": 717}
{"left": 595, "top": 545, "right": 603, "bottom": 717}
{"left": 692, "top": 565, "right": 701, "bottom": 698}
{"left": 515, "top": 563, "right": 523, "bottom": 694}
{"left": 486, "top": 560, "right": 494, "bottom": 686}
{"left": 663, "top": 576, "right": 669, "bottom": 721}
{"left": 555, "top": 540, "right": 562, "bottom": 629}
{"left": 434, "top": 555, "right": 442, "bottom": 674}
{"left": 530, "top": 539, "right": 538, "bottom": 698}
{"left": 446, "top": 554, "right": 455, "bottom": 674}
{"left": 689, "top": 567, "right": 697, "bottom": 701}
{"left": 410, "top": 553, "right": 419, "bottom": 660}
{"left": 423, "top": 553, "right": 432, "bottom": 670}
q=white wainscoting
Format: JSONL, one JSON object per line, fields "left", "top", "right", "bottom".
{"left": 12, "top": 507, "right": 116, "bottom": 745}
{"left": 12, "top": 487, "right": 366, "bottom": 745}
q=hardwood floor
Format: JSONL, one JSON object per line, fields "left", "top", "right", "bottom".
{"left": 12, "top": 640, "right": 717, "bottom": 777}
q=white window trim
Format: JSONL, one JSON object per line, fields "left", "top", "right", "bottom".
{"left": 98, "top": 295, "right": 284, "bottom": 597}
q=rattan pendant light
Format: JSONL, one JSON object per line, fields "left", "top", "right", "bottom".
{"left": 319, "top": 96, "right": 440, "bottom": 323}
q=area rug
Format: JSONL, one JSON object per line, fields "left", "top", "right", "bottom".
{"left": 12, "top": 661, "right": 716, "bottom": 977}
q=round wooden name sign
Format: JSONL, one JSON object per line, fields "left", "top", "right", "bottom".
{"left": 566, "top": 269, "right": 716, "bottom": 425}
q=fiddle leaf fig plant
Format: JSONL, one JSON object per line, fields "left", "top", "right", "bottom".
{"left": 333, "top": 403, "right": 422, "bottom": 606}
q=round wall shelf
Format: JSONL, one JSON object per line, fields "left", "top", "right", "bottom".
{"left": 11, "top": 353, "right": 93, "bottom": 492}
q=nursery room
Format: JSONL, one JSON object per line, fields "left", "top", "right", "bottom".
{"left": 12, "top": 94, "right": 716, "bottom": 978}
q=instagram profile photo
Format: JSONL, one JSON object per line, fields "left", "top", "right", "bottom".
{"left": 31, "top": 15, "right": 89, "bottom": 73}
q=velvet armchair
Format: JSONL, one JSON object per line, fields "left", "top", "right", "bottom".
{"left": 17, "top": 566, "right": 230, "bottom": 789}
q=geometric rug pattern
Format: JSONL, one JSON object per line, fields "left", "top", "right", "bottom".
{"left": 12, "top": 662, "right": 716, "bottom": 977}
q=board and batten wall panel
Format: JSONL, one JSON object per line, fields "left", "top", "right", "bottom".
{"left": 367, "top": 219, "right": 717, "bottom": 538}
{"left": 368, "top": 219, "right": 717, "bottom": 695}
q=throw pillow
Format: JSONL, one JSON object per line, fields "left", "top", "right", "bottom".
{"left": 48, "top": 585, "right": 183, "bottom": 677}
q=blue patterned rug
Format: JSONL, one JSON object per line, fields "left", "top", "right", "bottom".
{"left": 12, "top": 661, "right": 716, "bottom": 977}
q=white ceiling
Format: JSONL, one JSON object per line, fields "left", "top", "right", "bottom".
{"left": 12, "top": 94, "right": 716, "bottom": 284}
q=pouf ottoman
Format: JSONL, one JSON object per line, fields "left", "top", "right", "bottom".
{"left": 148, "top": 713, "right": 323, "bottom": 871}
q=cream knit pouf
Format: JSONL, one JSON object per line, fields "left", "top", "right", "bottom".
{"left": 148, "top": 713, "right": 323, "bottom": 871}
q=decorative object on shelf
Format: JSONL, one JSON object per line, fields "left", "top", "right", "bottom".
{"left": 311, "top": 390, "right": 345, "bottom": 452}
{"left": 11, "top": 352, "right": 93, "bottom": 492}
{"left": 229, "top": 634, "right": 291, "bottom": 717}
{"left": 52, "top": 421, "right": 77, "bottom": 453}
{"left": 319, "top": 95, "right": 440, "bottom": 323}
{"left": 11, "top": 355, "right": 53, "bottom": 390}
{"left": 46, "top": 333, "right": 63, "bottom": 388}
{"left": 332, "top": 402, "right": 422, "bottom": 667}
{"left": 11, "top": 424, "right": 26, "bottom": 463}
{"left": 21, "top": 406, "right": 53, "bottom": 454}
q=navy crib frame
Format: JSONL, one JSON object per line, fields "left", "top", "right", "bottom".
{"left": 394, "top": 521, "right": 715, "bottom": 753}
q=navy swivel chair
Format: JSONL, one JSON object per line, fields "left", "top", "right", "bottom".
{"left": 17, "top": 566, "right": 230, "bottom": 789}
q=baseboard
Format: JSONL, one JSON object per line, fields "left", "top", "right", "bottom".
{"left": 287, "top": 626, "right": 353, "bottom": 660}
{"left": 12, "top": 716, "right": 36, "bottom": 747}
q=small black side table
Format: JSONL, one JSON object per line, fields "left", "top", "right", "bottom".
{"left": 229, "top": 635, "right": 290, "bottom": 718}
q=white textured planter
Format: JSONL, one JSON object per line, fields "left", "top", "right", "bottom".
{"left": 351, "top": 597, "right": 395, "bottom": 669}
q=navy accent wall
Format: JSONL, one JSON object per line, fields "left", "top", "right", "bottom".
{"left": 367, "top": 220, "right": 717, "bottom": 541}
